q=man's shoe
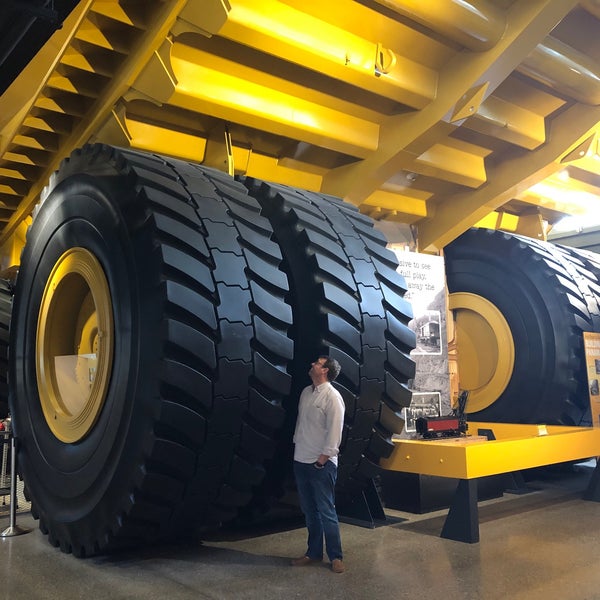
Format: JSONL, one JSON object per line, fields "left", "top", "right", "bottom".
{"left": 331, "top": 559, "right": 345, "bottom": 573}
{"left": 291, "top": 555, "right": 321, "bottom": 567}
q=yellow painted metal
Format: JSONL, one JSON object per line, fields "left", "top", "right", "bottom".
{"left": 244, "top": 153, "right": 323, "bottom": 191}
{"left": 92, "top": 107, "right": 208, "bottom": 163}
{"left": 475, "top": 211, "right": 547, "bottom": 240}
{"left": 519, "top": 36, "right": 600, "bottom": 106}
{"left": 165, "top": 42, "right": 380, "bottom": 158}
{"left": 322, "top": 0, "right": 578, "bottom": 208}
{"left": 0, "top": 0, "right": 598, "bottom": 259}
{"left": 215, "top": 0, "right": 438, "bottom": 109}
{"left": 468, "top": 95, "right": 547, "bottom": 150}
{"left": 0, "top": 0, "right": 191, "bottom": 248}
{"left": 381, "top": 422, "right": 600, "bottom": 478}
{"left": 415, "top": 141, "right": 490, "bottom": 188}
{"left": 36, "top": 248, "right": 114, "bottom": 444}
{"left": 372, "top": 0, "right": 505, "bottom": 51}
{"left": 360, "top": 189, "right": 429, "bottom": 223}
{"left": 417, "top": 101, "right": 600, "bottom": 252}
{"left": 450, "top": 83, "right": 488, "bottom": 122}
{"left": 449, "top": 292, "right": 515, "bottom": 413}
{"left": 475, "top": 211, "right": 519, "bottom": 232}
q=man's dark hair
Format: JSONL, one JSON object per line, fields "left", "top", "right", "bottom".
{"left": 320, "top": 355, "right": 341, "bottom": 382}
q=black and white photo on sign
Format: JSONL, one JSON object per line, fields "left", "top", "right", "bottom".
{"left": 403, "top": 392, "right": 442, "bottom": 433}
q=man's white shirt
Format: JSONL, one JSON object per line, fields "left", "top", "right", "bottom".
{"left": 293, "top": 381, "right": 345, "bottom": 465}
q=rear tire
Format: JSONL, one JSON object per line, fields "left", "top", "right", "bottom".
{"left": 445, "top": 228, "right": 595, "bottom": 425}
{"left": 240, "top": 179, "right": 415, "bottom": 500}
{"left": 10, "top": 145, "right": 291, "bottom": 555}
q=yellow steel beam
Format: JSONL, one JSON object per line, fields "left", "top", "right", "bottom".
{"left": 518, "top": 36, "right": 600, "bottom": 105}
{"left": 517, "top": 170, "right": 600, "bottom": 215}
{"left": 372, "top": 0, "right": 506, "bottom": 52}
{"left": 474, "top": 211, "right": 548, "bottom": 240}
{"left": 321, "top": 0, "right": 579, "bottom": 204}
{"left": 381, "top": 422, "right": 600, "bottom": 478}
{"left": 415, "top": 140, "right": 490, "bottom": 188}
{"left": 467, "top": 95, "right": 547, "bottom": 150}
{"left": 0, "top": 0, "right": 191, "bottom": 247}
{"left": 212, "top": 0, "right": 437, "bottom": 109}
{"left": 417, "top": 101, "right": 600, "bottom": 251}
{"left": 0, "top": 1, "right": 94, "bottom": 155}
{"left": 92, "top": 106, "right": 208, "bottom": 163}
{"left": 359, "top": 189, "right": 430, "bottom": 224}
{"left": 130, "top": 39, "right": 381, "bottom": 159}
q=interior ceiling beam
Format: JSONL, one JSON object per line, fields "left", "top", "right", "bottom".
{"left": 320, "top": 0, "right": 579, "bottom": 204}
{"left": 416, "top": 101, "right": 600, "bottom": 252}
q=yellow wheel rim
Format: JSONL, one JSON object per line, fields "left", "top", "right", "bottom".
{"left": 36, "top": 248, "right": 114, "bottom": 443}
{"left": 449, "top": 292, "right": 515, "bottom": 413}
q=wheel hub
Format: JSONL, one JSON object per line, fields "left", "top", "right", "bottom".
{"left": 449, "top": 292, "right": 515, "bottom": 413}
{"left": 36, "top": 248, "right": 114, "bottom": 443}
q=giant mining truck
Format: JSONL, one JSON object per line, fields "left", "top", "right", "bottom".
{"left": 0, "top": 0, "right": 599, "bottom": 556}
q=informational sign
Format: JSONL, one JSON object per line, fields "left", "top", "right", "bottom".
{"left": 391, "top": 249, "right": 450, "bottom": 435}
{"left": 583, "top": 331, "right": 600, "bottom": 427}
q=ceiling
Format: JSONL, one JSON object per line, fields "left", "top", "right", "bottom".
{"left": 0, "top": 0, "right": 599, "bottom": 253}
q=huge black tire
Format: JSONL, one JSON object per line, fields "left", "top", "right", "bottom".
{"left": 240, "top": 179, "right": 415, "bottom": 500}
{"left": 444, "top": 228, "right": 597, "bottom": 425}
{"left": 9, "top": 144, "right": 292, "bottom": 555}
{"left": 0, "top": 278, "right": 12, "bottom": 418}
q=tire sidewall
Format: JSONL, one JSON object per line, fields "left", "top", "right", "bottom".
{"left": 11, "top": 176, "right": 157, "bottom": 521}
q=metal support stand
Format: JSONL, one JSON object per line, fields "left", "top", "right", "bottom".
{"left": 1, "top": 434, "right": 31, "bottom": 538}
{"left": 583, "top": 459, "right": 600, "bottom": 502}
{"left": 338, "top": 479, "right": 388, "bottom": 528}
{"left": 440, "top": 478, "right": 479, "bottom": 543}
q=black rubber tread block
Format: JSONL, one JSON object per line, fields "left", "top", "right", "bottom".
{"left": 148, "top": 439, "right": 197, "bottom": 480}
{"left": 248, "top": 389, "right": 285, "bottom": 431}
{"left": 161, "top": 247, "right": 215, "bottom": 299}
{"left": 250, "top": 280, "right": 293, "bottom": 328}
{"left": 240, "top": 422, "right": 276, "bottom": 461}
{"left": 358, "top": 377, "right": 385, "bottom": 411}
{"left": 229, "top": 455, "right": 266, "bottom": 487}
{"left": 385, "top": 372, "right": 414, "bottom": 410}
{"left": 160, "top": 360, "right": 213, "bottom": 412}
{"left": 367, "top": 427, "right": 396, "bottom": 460}
{"left": 216, "top": 484, "right": 254, "bottom": 508}
{"left": 208, "top": 395, "right": 247, "bottom": 434}
{"left": 356, "top": 456, "right": 382, "bottom": 480}
{"left": 379, "top": 404, "right": 406, "bottom": 434}
{"left": 152, "top": 212, "right": 211, "bottom": 261}
{"left": 213, "top": 359, "right": 252, "bottom": 399}
{"left": 155, "top": 400, "right": 208, "bottom": 450}
{"left": 253, "top": 317, "right": 294, "bottom": 361}
{"left": 163, "top": 319, "right": 216, "bottom": 373}
{"left": 348, "top": 410, "right": 378, "bottom": 439}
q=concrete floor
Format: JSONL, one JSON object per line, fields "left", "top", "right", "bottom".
{"left": 2, "top": 465, "right": 600, "bottom": 600}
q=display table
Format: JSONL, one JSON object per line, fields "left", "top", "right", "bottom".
{"left": 380, "top": 422, "right": 600, "bottom": 542}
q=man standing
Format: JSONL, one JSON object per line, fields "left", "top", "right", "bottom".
{"left": 291, "top": 356, "right": 346, "bottom": 574}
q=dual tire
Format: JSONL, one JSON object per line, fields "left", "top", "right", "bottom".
{"left": 8, "top": 145, "right": 415, "bottom": 555}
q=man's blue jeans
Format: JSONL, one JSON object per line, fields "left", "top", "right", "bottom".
{"left": 294, "top": 460, "right": 343, "bottom": 561}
